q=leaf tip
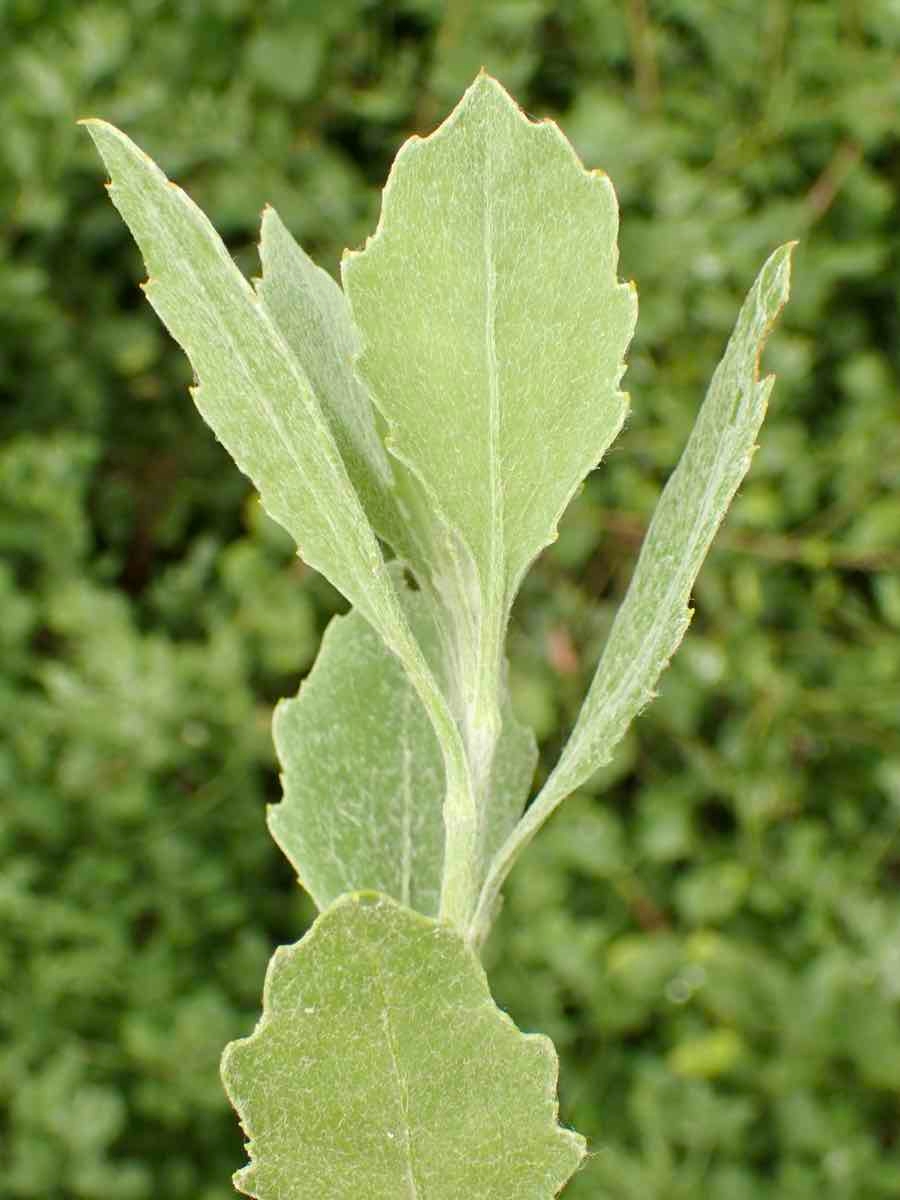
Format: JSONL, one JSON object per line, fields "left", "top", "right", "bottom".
{"left": 78, "top": 117, "right": 117, "bottom": 167}
{"left": 78, "top": 116, "right": 124, "bottom": 151}
{"left": 748, "top": 243, "right": 795, "bottom": 388}
{"left": 460, "top": 69, "right": 521, "bottom": 118}
{"left": 79, "top": 117, "right": 164, "bottom": 190}
{"left": 259, "top": 202, "right": 281, "bottom": 235}
{"left": 764, "top": 240, "right": 796, "bottom": 302}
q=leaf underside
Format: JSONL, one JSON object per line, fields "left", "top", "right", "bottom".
{"left": 222, "top": 893, "right": 584, "bottom": 1200}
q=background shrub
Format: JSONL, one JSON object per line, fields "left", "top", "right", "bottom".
{"left": 3, "top": 3, "right": 899, "bottom": 1197}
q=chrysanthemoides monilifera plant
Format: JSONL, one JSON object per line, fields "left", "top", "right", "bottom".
{"left": 84, "top": 73, "right": 791, "bottom": 1199}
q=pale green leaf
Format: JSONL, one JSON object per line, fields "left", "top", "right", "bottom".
{"left": 255, "top": 208, "right": 460, "bottom": 663}
{"left": 343, "top": 72, "right": 636, "bottom": 705}
{"left": 83, "top": 120, "right": 482, "bottom": 927}
{"left": 221, "top": 893, "right": 584, "bottom": 1200}
{"left": 270, "top": 596, "right": 444, "bottom": 915}
{"left": 269, "top": 575, "right": 537, "bottom": 916}
{"left": 255, "top": 207, "right": 414, "bottom": 561}
{"left": 83, "top": 120, "right": 388, "bottom": 631}
{"left": 486, "top": 668, "right": 539, "bottom": 865}
{"left": 474, "top": 244, "right": 794, "bottom": 940}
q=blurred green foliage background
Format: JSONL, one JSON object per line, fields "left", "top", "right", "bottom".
{"left": 3, "top": 1, "right": 900, "bottom": 1197}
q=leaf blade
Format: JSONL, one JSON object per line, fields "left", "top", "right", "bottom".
{"left": 344, "top": 74, "right": 636, "bottom": 602}
{"left": 222, "top": 893, "right": 584, "bottom": 1200}
{"left": 83, "top": 120, "right": 386, "bottom": 627}
{"left": 269, "top": 597, "right": 446, "bottom": 915}
{"left": 474, "top": 243, "right": 795, "bottom": 939}
{"left": 83, "top": 119, "right": 483, "bottom": 927}
{"left": 255, "top": 207, "right": 415, "bottom": 561}
{"left": 342, "top": 73, "right": 636, "bottom": 707}
{"left": 269, "top": 576, "right": 536, "bottom": 916}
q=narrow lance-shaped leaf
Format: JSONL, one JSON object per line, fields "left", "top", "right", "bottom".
{"left": 269, "top": 573, "right": 537, "bottom": 917}
{"left": 256, "top": 206, "right": 468, "bottom": 675}
{"left": 255, "top": 207, "right": 415, "bottom": 562}
{"left": 83, "top": 120, "right": 481, "bottom": 921}
{"left": 473, "top": 243, "right": 794, "bottom": 941}
{"left": 343, "top": 73, "right": 637, "bottom": 713}
{"left": 83, "top": 121, "right": 389, "bottom": 637}
{"left": 222, "top": 893, "right": 584, "bottom": 1200}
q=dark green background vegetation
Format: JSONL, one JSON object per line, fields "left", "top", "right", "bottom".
{"left": 4, "top": 1, "right": 900, "bottom": 1196}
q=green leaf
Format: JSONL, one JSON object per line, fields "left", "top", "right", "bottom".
{"left": 487, "top": 670, "right": 539, "bottom": 866}
{"left": 474, "top": 244, "right": 794, "bottom": 939}
{"left": 221, "top": 893, "right": 584, "bottom": 1200}
{"left": 343, "top": 72, "right": 636, "bottom": 707}
{"left": 82, "top": 120, "right": 394, "bottom": 631}
{"left": 255, "top": 209, "right": 460, "bottom": 674}
{"left": 255, "top": 207, "right": 414, "bottom": 563}
{"left": 83, "top": 119, "right": 482, "bottom": 930}
{"left": 269, "top": 574, "right": 537, "bottom": 916}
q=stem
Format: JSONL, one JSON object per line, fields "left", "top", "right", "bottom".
{"left": 429, "top": 539, "right": 506, "bottom": 934}
{"left": 438, "top": 630, "right": 504, "bottom": 933}
{"left": 469, "top": 767, "right": 570, "bottom": 947}
{"left": 388, "top": 616, "right": 481, "bottom": 933}
{"left": 436, "top": 748, "right": 481, "bottom": 931}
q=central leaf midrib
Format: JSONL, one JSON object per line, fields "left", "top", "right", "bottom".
{"left": 481, "top": 118, "right": 504, "bottom": 616}
{"left": 369, "top": 948, "right": 422, "bottom": 1200}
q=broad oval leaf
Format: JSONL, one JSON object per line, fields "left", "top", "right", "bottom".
{"left": 222, "top": 893, "right": 584, "bottom": 1200}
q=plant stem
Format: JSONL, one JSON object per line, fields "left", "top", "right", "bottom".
{"left": 391, "top": 618, "right": 481, "bottom": 933}
{"left": 470, "top": 768, "right": 568, "bottom": 947}
{"left": 439, "top": 633, "right": 504, "bottom": 934}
